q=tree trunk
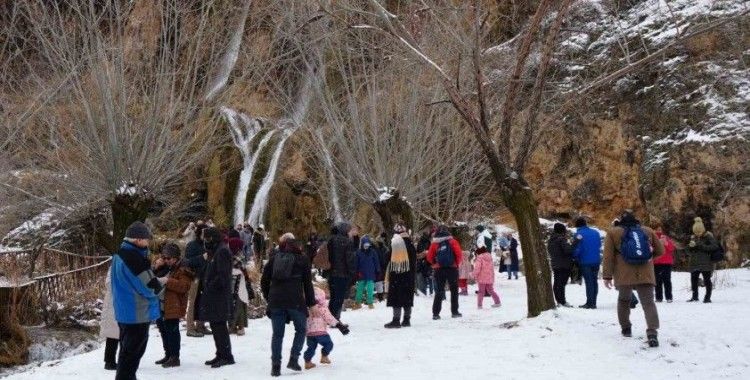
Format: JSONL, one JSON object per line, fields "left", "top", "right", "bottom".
{"left": 503, "top": 185, "right": 556, "bottom": 317}
{"left": 0, "top": 288, "right": 30, "bottom": 366}
{"left": 110, "top": 194, "right": 154, "bottom": 251}
{"left": 372, "top": 191, "right": 414, "bottom": 235}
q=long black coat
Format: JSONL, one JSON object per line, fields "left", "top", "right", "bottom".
{"left": 198, "top": 244, "right": 233, "bottom": 322}
{"left": 386, "top": 237, "right": 417, "bottom": 308}
{"left": 547, "top": 233, "right": 573, "bottom": 270}
{"left": 260, "top": 251, "right": 316, "bottom": 314}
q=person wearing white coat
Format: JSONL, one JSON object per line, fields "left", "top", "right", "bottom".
{"left": 101, "top": 267, "right": 120, "bottom": 370}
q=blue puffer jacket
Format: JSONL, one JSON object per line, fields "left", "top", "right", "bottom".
{"left": 573, "top": 226, "right": 602, "bottom": 266}
{"left": 111, "top": 241, "right": 161, "bottom": 324}
{"left": 355, "top": 237, "right": 381, "bottom": 281}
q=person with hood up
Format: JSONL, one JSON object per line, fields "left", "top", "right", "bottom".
{"left": 184, "top": 222, "right": 210, "bottom": 337}
{"left": 303, "top": 287, "right": 350, "bottom": 370}
{"left": 685, "top": 217, "right": 720, "bottom": 303}
{"left": 198, "top": 227, "right": 235, "bottom": 368}
{"left": 352, "top": 236, "right": 381, "bottom": 310}
{"left": 326, "top": 222, "right": 357, "bottom": 320}
{"left": 547, "top": 223, "right": 574, "bottom": 307}
{"left": 472, "top": 246, "right": 501, "bottom": 308}
{"left": 384, "top": 224, "right": 417, "bottom": 328}
{"left": 475, "top": 225, "right": 494, "bottom": 251}
{"left": 427, "top": 225, "right": 464, "bottom": 320}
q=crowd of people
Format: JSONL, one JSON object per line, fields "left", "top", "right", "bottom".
{"left": 102, "top": 212, "right": 723, "bottom": 379}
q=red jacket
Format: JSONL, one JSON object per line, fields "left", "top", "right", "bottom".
{"left": 426, "top": 236, "right": 463, "bottom": 268}
{"left": 653, "top": 231, "right": 675, "bottom": 265}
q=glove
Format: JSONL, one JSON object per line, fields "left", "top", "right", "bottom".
{"left": 335, "top": 322, "right": 350, "bottom": 335}
{"left": 689, "top": 240, "right": 696, "bottom": 248}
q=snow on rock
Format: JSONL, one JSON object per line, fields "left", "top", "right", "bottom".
{"left": 5, "top": 269, "right": 750, "bottom": 379}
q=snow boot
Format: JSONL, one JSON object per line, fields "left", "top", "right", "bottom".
{"left": 703, "top": 298, "right": 712, "bottom": 303}
{"left": 451, "top": 312, "right": 463, "bottom": 318}
{"left": 368, "top": 303, "right": 374, "bottom": 309}
{"left": 211, "top": 357, "right": 235, "bottom": 368}
{"left": 305, "top": 361, "right": 316, "bottom": 370}
{"left": 492, "top": 302, "right": 502, "bottom": 308}
{"left": 271, "top": 362, "right": 281, "bottom": 377}
{"left": 401, "top": 317, "right": 411, "bottom": 327}
{"left": 320, "top": 355, "right": 331, "bottom": 364}
{"left": 186, "top": 330, "right": 204, "bottom": 338}
{"left": 647, "top": 335, "right": 659, "bottom": 348}
{"left": 384, "top": 319, "right": 401, "bottom": 328}
{"left": 104, "top": 362, "right": 117, "bottom": 371}
{"left": 432, "top": 315, "right": 440, "bottom": 320}
{"left": 287, "top": 357, "right": 302, "bottom": 371}
{"left": 351, "top": 302, "right": 362, "bottom": 310}
{"left": 621, "top": 327, "right": 632, "bottom": 337}
{"left": 204, "top": 357, "right": 220, "bottom": 366}
{"left": 161, "top": 357, "right": 180, "bottom": 368}
{"left": 687, "top": 297, "right": 699, "bottom": 302}
{"left": 155, "top": 356, "right": 169, "bottom": 365}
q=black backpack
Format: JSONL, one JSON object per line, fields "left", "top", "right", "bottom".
{"left": 436, "top": 240, "right": 455, "bottom": 267}
{"left": 272, "top": 251, "right": 299, "bottom": 280}
{"left": 710, "top": 240, "right": 726, "bottom": 263}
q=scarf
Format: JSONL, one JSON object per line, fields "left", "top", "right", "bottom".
{"left": 387, "top": 233, "right": 410, "bottom": 275}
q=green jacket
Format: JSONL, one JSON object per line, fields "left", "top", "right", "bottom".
{"left": 686, "top": 232, "right": 719, "bottom": 272}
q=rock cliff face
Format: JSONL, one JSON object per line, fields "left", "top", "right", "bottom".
{"left": 198, "top": 1, "right": 749, "bottom": 263}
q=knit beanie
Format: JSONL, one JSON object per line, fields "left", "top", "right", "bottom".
{"left": 125, "top": 221, "right": 152, "bottom": 240}
{"left": 161, "top": 242, "right": 181, "bottom": 258}
{"left": 553, "top": 223, "right": 566, "bottom": 234}
{"left": 692, "top": 217, "right": 706, "bottom": 236}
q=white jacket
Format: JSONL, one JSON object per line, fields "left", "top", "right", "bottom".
{"left": 99, "top": 267, "right": 119, "bottom": 340}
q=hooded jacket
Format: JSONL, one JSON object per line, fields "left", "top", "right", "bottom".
{"left": 426, "top": 232, "right": 463, "bottom": 269}
{"left": 573, "top": 226, "right": 602, "bottom": 266}
{"left": 306, "top": 287, "right": 339, "bottom": 336}
{"left": 472, "top": 251, "right": 495, "bottom": 284}
{"left": 328, "top": 222, "right": 356, "bottom": 278}
{"left": 355, "top": 236, "right": 381, "bottom": 281}
{"left": 111, "top": 241, "right": 161, "bottom": 324}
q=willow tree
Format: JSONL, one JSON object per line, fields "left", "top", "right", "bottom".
{"left": 16, "top": 0, "right": 244, "bottom": 248}
{"left": 311, "top": 30, "right": 490, "bottom": 233}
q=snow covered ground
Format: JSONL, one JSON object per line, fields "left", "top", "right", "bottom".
{"left": 6, "top": 269, "right": 750, "bottom": 379}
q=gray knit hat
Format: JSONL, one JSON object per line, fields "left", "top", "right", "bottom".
{"left": 125, "top": 221, "right": 152, "bottom": 240}
{"left": 161, "top": 242, "right": 181, "bottom": 258}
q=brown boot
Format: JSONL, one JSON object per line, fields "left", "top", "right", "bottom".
{"left": 305, "top": 361, "right": 316, "bottom": 370}
{"left": 320, "top": 355, "right": 331, "bottom": 364}
{"left": 367, "top": 303, "right": 374, "bottom": 309}
{"left": 351, "top": 303, "right": 362, "bottom": 310}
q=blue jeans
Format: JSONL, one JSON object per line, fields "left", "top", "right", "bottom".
{"left": 328, "top": 276, "right": 351, "bottom": 320}
{"left": 270, "top": 308, "right": 307, "bottom": 363}
{"left": 303, "top": 334, "right": 334, "bottom": 361}
{"left": 580, "top": 264, "right": 600, "bottom": 307}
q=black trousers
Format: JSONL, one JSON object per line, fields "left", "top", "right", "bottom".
{"left": 116, "top": 323, "right": 150, "bottom": 380}
{"left": 104, "top": 338, "right": 118, "bottom": 365}
{"left": 432, "top": 267, "right": 459, "bottom": 316}
{"left": 209, "top": 321, "right": 234, "bottom": 360}
{"left": 552, "top": 268, "right": 571, "bottom": 305}
{"left": 691, "top": 271, "right": 713, "bottom": 300}
{"left": 156, "top": 318, "right": 181, "bottom": 358}
{"left": 654, "top": 264, "right": 673, "bottom": 301}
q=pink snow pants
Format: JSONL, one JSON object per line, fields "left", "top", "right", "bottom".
{"left": 477, "top": 283, "right": 501, "bottom": 308}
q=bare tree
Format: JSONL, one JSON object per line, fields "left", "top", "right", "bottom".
{"left": 310, "top": 28, "right": 491, "bottom": 232}
{"left": 333, "top": 0, "right": 741, "bottom": 316}
{"left": 13, "top": 0, "right": 246, "bottom": 247}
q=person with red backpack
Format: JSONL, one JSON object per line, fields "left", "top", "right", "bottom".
{"left": 602, "top": 211, "right": 664, "bottom": 348}
{"left": 426, "top": 225, "right": 464, "bottom": 320}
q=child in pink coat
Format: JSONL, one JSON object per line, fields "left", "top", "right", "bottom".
{"left": 304, "top": 287, "right": 350, "bottom": 369}
{"left": 472, "top": 247, "right": 501, "bottom": 308}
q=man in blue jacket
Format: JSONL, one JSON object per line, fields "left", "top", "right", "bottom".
{"left": 111, "top": 221, "right": 162, "bottom": 380}
{"left": 573, "top": 217, "right": 602, "bottom": 309}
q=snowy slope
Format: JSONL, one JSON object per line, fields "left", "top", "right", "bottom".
{"left": 6, "top": 270, "right": 750, "bottom": 379}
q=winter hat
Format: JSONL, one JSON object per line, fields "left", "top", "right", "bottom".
{"left": 619, "top": 210, "right": 639, "bottom": 227}
{"left": 125, "top": 221, "right": 152, "bottom": 240}
{"left": 574, "top": 217, "right": 587, "bottom": 228}
{"left": 360, "top": 235, "right": 372, "bottom": 249}
{"left": 475, "top": 225, "right": 485, "bottom": 232}
{"left": 393, "top": 224, "right": 407, "bottom": 234}
{"left": 553, "top": 223, "right": 566, "bottom": 234}
{"left": 161, "top": 242, "right": 181, "bottom": 259}
{"left": 279, "top": 232, "right": 295, "bottom": 244}
{"left": 692, "top": 217, "right": 706, "bottom": 236}
{"left": 476, "top": 246, "right": 488, "bottom": 255}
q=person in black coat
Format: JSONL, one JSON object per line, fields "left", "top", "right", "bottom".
{"left": 507, "top": 235, "right": 520, "bottom": 279}
{"left": 326, "top": 222, "right": 357, "bottom": 320}
{"left": 384, "top": 225, "right": 417, "bottom": 328}
{"left": 184, "top": 224, "right": 209, "bottom": 336}
{"left": 261, "top": 237, "right": 316, "bottom": 377}
{"left": 548, "top": 223, "right": 573, "bottom": 307}
{"left": 198, "top": 227, "right": 235, "bottom": 368}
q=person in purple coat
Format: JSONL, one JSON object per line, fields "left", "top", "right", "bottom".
{"left": 352, "top": 236, "right": 380, "bottom": 309}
